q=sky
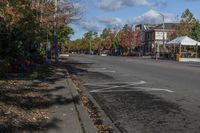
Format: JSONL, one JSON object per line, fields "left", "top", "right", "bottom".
{"left": 70, "top": 0, "right": 200, "bottom": 40}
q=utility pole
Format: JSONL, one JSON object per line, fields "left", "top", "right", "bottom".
{"left": 54, "top": 0, "right": 59, "bottom": 63}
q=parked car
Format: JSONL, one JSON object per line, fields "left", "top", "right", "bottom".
{"left": 127, "top": 51, "right": 142, "bottom": 56}
{"left": 100, "top": 53, "right": 107, "bottom": 56}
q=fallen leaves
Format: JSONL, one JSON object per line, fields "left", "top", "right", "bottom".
{"left": 0, "top": 80, "right": 49, "bottom": 132}
{"left": 71, "top": 76, "right": 114, "bottom": 133}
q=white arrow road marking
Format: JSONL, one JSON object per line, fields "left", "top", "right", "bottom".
{"left": 89, "top": 81, "right": 147, "bottom": 93}
{"left": 98, "top": 81, "right": 146, "bottom": 91}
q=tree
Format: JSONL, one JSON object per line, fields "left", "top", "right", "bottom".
{"left": 190, "top": 21, "right": 200, "bottom": 42}
{"left": 0, "top": 0, "right": 41, "bottom": 59}
{"left": 0, "top": 0, "right": 77, "bottom": 61}
{"left": 119, "top": 24, "right": 135, "bottom": 49}
{"left": 58, "top": 26, "right": 74, "bottom": 53}
{"left": 175, "top": 9, "right": 197, "bottom": 37}
{"left": 83, "top": 31, "right": 98, "bottom": 52}
{"left": 84, "top": 31, "right": 95, "bottom": 41}
{"left": 100, "top": 28, "right": 112, "bottom": 39}
{"left": 91, "top": 37, "right": 101, "bottom": 51}
{"left": 99, "top": 28, "right": 115, "bottom": 50}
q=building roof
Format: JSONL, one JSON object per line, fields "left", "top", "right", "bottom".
{"left": 135, "top": 24, "right": 157, "bottom": 31}
{"left": 155, "top": 23, "right": 179, "bottom": 30}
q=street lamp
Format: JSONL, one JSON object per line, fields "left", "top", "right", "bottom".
{"left": 156, "top": 13, "right": 165, "bottom": 60}
{"left": 159, "top": 13, "right": 165, "bottom": 49}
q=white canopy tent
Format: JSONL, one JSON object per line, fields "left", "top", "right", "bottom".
{"left": 166, "top": 36, "right": 200, "bottom": 60}
{"left": 166, "top": 36, "right": 200, "bottom": 46}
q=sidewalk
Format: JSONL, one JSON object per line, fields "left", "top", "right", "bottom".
{"left": 39, "top": 62, "right": 97, "bottom": 133}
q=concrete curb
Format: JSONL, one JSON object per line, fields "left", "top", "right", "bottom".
{"left": 77, "top": 81, "right": 121, "bottom": 133}
{"left": 65, "top": 71, "right": 98, "bottom": 133}
{"left": 60, "top": 59, "right": 120, "bottom": 133}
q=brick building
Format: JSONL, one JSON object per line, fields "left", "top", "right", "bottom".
{"left": 135, "top": 23, "right": 178, "bottom": 56}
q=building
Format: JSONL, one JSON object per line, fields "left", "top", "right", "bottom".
{"left": 135, "top": 23, "right": 178, "bottom": 56}
{"left": 143, "top": 23, "right": 178, "bottom": 55}
{"left": 135, "top": 24, "right": 157, "bottom": 55}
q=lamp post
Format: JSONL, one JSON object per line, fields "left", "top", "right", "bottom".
{"left": 89, "top": 41, "right": 92, "bottom": 54}
{"left": 159, "top": 13, "right": 165, "bottom": 49}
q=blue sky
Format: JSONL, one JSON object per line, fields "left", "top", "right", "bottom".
{"left": 70, "top": 0, "right": 200, "bottom": 40}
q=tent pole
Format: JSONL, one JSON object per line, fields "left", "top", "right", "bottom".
{"left": 196, "top": 43, "right": 198, "bottom": 58}
{"left": 179, "top": 44, "right": 181, "bottom": 57}
{"left": 174, "top": 44, "right": 175, "bottom": 54}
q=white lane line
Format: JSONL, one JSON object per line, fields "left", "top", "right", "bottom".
{"left": 83, "top": 68, "right": 116, "bottom": 73}
{"left": 88, "top": 70, "right": 116, "bottom": 73}
{"left": 79, "top": 66, "right": 116, "bottom": 73}
{"left": 91, "top": 90, "right": 138, "bottom": 93}
{"left": 86, "top": 67, "right": 107, "bottom": 70}
{"left": 90, "top": 87, "right": 174, "bottom": 93}
{"left": 134, "top": 87, "right": 174, "bottom": 93}
{"left": 84, "top": 81, "right": 146, "bottom": 86}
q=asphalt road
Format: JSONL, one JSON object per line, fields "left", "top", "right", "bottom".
{"left": 64, "top": 54, "right": 200, "bottom": 133}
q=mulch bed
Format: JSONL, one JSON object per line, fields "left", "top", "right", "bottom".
{"left": 0, "top": 80, "right": 50, "bottom": 133}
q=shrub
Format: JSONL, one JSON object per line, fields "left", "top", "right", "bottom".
{"left": 0, "top": 59, "right": 9, "bottom": 78}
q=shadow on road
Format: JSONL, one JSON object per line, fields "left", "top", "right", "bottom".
{"left": 64, "top": 60, "right": 114, "bottom": 80}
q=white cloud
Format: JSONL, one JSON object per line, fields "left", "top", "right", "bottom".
{"left": 152, "top": 0, "right": 167, "bottom": 8}
{"left": 98, "top": 0, "right": 152, "bottom": 11}
{"left": 97, "top": 16, "right": 123, "bottom": 29}
{"left": 132, "top": 10, "right": 176, "bottom": 24}
{"left": 98, "top": 0, "right": 168, "bottom": 11}
{"left": 76, "top": 20, "right": 102, "bottom": 32}
{"left": 98, "top": 0, "right": 122, "bottom": 11}
{"left": 185, "top": 0, "right": 200, "bottom": 1}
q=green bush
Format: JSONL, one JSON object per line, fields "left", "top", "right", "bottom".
{"left": 29, "top": 64, "right": 54, "bottom": 79}
{"left": 0, "top": 59, "right": 9, "bottom": 78}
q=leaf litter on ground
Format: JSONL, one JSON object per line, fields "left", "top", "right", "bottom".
{"left": 0, "top": 80, "right": 50, "bottom": 132}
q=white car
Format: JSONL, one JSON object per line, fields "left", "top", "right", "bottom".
{"left": 100, "top": 53, "right": 107, "bottom": 56}
{"left": 59, "top": 54, "right": 69, "bottom": 58}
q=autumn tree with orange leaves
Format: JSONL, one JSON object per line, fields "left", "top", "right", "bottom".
{"left": 69, "top": 24, "right": 141, "bottom": 55}
{"left": 0, "top": 0, "right": 76, "bottom": 61}
{"left": 0, "top": 0, "right": 77, "bottom": 76}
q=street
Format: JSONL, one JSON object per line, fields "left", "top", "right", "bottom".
{"left": 65, "top": 54, "right": 200, "bottom": 133}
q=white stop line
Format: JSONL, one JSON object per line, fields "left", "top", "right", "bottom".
{"left": 83, "top": 67, "right": 116, "bottom": 73}
{"left": 85, "top": 81, "right": 174, "bottom": 93}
